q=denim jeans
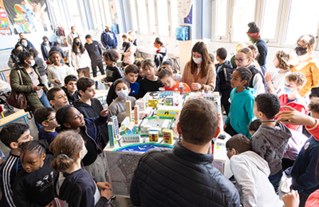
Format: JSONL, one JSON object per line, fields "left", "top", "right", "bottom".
{"left": 269, "top": 169, "right": 283, "bottom": 192}
{"left": 35, "top": 93, "right": 50, "bottom": 130}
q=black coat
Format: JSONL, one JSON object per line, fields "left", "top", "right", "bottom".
{"left": 130, "top": 141, "right": 241, "bottom": 207}
{"left": 73, "top": 99, "right": 109, "bottom": 144}
{"left": 215, "top": 60, "right": 233, "bottom": 104}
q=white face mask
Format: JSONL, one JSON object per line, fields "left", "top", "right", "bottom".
{"left": 193, "top": 57, "right": 202, "bottom": 64}
{"left": 117, "top": 89, "right": 129, "bottom": 99}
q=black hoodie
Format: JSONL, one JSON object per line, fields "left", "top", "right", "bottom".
{"left": 56, "top": 168, "right": 110, "bottom": 207}
{"left": 73, "top": 98, "right": 109, "bottom": 144}
{"left": 13, "top": 155, "right": 58, "bottom": 207}
{"left": 215, "top": 60, "right": 233, "bottom": 104}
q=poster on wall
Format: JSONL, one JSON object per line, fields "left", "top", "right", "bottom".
{"left": 109, "top": 0, "right": 118, "bottom": 24}
{"left": 0, "top": 0, "right": 12, "bottom": 35}
{"left": 3, "top": 0, "right": 52, "bottom": 34}
{"left": 177, "top": 0, "right": 193, "bottom": 25}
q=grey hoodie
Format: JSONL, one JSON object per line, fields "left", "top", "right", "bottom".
{"left": 230, "top": 151, "right": 281, "bottom": 207}
{"left": 251, "top": 122, "right": 291, "bottom": 175}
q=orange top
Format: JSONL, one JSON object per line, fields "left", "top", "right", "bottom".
{"left": 164, "top": 81, "right": 191, "bottom": 92}
{"left": 291, "top": 59, "right": 319, "bottom": 97}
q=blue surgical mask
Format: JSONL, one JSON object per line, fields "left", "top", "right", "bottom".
{"left": 81, "top": 147, "right": 88, "bottom": 160}
{"left": 22, "top": 42, "right": 28, "bottom": 47}
{"left": 117, "top": 89, "right": 129, "bottom": 99}
{"left": 27, "top": 60, "right": 35, "bottom": 67}
{"left": 283, "top": 86, "right": 294, "bottom": 94}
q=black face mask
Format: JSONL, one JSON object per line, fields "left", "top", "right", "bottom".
{"left": 76, "top": 42, "right": 80, "bottom": 46}
{"left": 295, "top": 47, "right": 308, "bottom": 56}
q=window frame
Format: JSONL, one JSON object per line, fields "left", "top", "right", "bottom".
{"left": 211, "top": 0, "right": 232, "bottom": 42}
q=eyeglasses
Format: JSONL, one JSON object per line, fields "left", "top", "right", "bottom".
{"left": 44, "top": 117, "right": 56, "bottom": 122}
{"left": 235, "top": 58, "right": 247, "bottom": 63}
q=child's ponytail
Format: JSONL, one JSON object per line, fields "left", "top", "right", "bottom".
{"left": 50, "top": 131, "right": 84, "bottom": 172}
{"left": 235, "top": 67, "right": 252, "bottom": 88}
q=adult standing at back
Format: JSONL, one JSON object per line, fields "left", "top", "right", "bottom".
{"left": 101, "top": 25, "right": 118, "bottom": 50}
{"left": 291, "top": 34, "right": 319, "bottom": 98}
{"left": 181, "top": 42, "right": 216, "bottom": 92}
{"left": 67, "top": 26, "right": 81, "bottom": 46}
{"left": 247, "top": 22, "right": 268, "bottom": 75}
{"left": 18, "top": 33, "right": 35, "bottom": 49}
{"left": 41, "top": 36, "right": 53, "bottom": 61}
{"left": 85, "top": 34, "right": 105, "bottom": 77}
{"left": 71, "top": 37, "right": 91, "bottom": 78}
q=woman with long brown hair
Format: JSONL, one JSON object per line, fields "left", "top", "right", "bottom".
{"left": 181, "top": 42, "right": 216, "bottom": 92}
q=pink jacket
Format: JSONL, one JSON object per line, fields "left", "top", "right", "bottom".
{"left": 122, "top": 45, "right": 136, "bottom": 64}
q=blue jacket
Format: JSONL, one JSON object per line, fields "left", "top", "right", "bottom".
{"left": 101, "top": 30, "right": 118, "bottom": 48}
{"left": 40, "top": 41, "right": 53, "bottom": 61}
{"left": 225, "top": 88, "right": 256, "bottom": 137}
{"left": 291, "top": 136, "right": 319, "bottom": 196}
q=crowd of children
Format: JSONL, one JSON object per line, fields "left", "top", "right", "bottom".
{"left": 2, "top": 23, "right": 319, "bottom": 206}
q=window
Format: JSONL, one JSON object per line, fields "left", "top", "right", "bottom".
{"left": 231, "top": 0, "right": 256, "bottom": 42}
{"left": 129, "top": 0, "right": 138, "bottom": 31}
{"left": 102, "top": 0, "right": 112, "bottom": 26}
{"left": 136, "top": 0, "right": 149, "bottom": 34}
{"left": 284, "top": 0, "right": 319, "bottom": 45}
{"left": 214, "top": 0, "right": 227, "bottom": 37}
{"left": 261, "top": 0, "right": 280, "bottom": 40}
{"left": 170, "top": 0, "right": 178, "bottom": 36}
{"left": 50, "top": 0, "right": 67, "bottom": 29}
{"left": 92, "top": 0, "right": 103, "bottom": 30}
{"left": 65, "top": 0, "right": 84, "bottom": 31}
{"left": 156, "top": 0, "right": 169, "bottom": 36}
{"left": 147, "top": 0, "right": 156, "bottom": 34}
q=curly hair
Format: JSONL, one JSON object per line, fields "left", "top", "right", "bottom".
{"left": 275, "top": 50, "right": 292, "bottom": 70}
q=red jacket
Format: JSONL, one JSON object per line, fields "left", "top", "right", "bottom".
{"left": 278, "top": 94, "right": 308, "bottom": 131}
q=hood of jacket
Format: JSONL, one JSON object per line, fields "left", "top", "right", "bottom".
{"left": 235, "top": 151, "right": 270, "bottom": 176}
{"left": 233, "top": 87, "right": 255, "bottom": 97}
{"left": 257, "top": 122, "right": 292, "bottom": 146}
{"left": 223, "top": 60, "right": 233, "bottom": 70}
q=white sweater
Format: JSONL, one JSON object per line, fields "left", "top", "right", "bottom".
{"left": 230, "top": 151, "right": 281, "bottom": 207}
{"left": 71, "top": 49, "right": 91, "bottom": 70}
{"left": 47, "top": 64, "right": 77, "bottom": 87}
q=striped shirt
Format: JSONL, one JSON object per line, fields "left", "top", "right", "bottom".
{"left": 0, "top": 154, "right": 22, "bottom": 207}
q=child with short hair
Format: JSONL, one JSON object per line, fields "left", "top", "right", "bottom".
{"left": 73, "top": 77, "right": 109, "bottom": 144}
{"left": 154, "top": 37, "right": 167, "bottom": 69}
{"left": 248, "top": 119, "right": 262, "bottom": 136}
{"left": 47, "top": 87, "right": 68, "bottom": 110}
{"left": 226, "top": 134, "right": 281, "bottom": 207}
{"left": 134, "top": 59, "right": 144, "bottom": 82}
{"left": 47, "top": 51, "right": 76, "bottom": 87}
{"left": 103, "top": 49, "right": 124, "bottom": 85}
{"left": 278, "top": 72, "right": 308, "bottom": 132}
{"left": 108, "top": 79, "right": 136, "bottom": 123}
{"left": 121, "top": 34, "right": 136, "bottom": 66}
{"left": 138, "top": 59, "right": 163, "bottom": 98}
{"left": 0, "top": 123, "right": 33, "bottom": 207}
{"left": 107, "top": 64, "right": 140, "bottom": 105}
{"left": 252, "top": 93, "right": 292, "bottom": 190}
{"left": 276, "top": 104, "right": 319, "bottom": 206}
{"left": 215, "top": 47, "right": 233, "bottom": 115}
{"left": 162, "top": 59, "right": 182, "bottom": 81}
{"left": 130, "top": 98, "right": 240, "bottom": 206}
{"left": 236, "top": 47, "right": 268, "bottom": 95}
{"left": 157, "top": 67, "right": 191, "bottom": 92}
{"left": 265, "top": 50, "right": 292, "bottom": 94}
{"left": 56, "top": 105, "right": 108, "bottom": 182}
{"left": 62, "top": 74, "right": 80, "bottom": 105}
{"left": 13, "top": 140, "right": 58, "bottom": 207}
{"left": 50, "top": 131, "right": 113, "bottom": 206}
{"left": 224, "top": 67, "right": 255, "bottom": 137}
{"left": 34, "top": 107, "right": 59, "bottom": 146}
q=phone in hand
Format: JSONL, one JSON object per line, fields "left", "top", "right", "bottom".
{"left": 37, "top": 83, "right": 45, "bottom": 87}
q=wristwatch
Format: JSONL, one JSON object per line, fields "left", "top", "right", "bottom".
{"left": 200, "top": 84, "right": 204, "bottom": 89}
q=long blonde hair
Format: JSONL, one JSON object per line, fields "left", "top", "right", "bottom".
{"left": 237, "top": 47, "right": 261, "bottom": 70}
